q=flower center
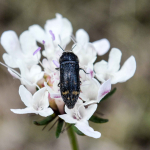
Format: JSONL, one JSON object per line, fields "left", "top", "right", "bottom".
{"left": 72, "top": 107, "right": 82, "bottom": 120}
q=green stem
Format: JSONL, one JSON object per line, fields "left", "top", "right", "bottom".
{"left": 67, "top": 125, "right": 79, "bottom": 150}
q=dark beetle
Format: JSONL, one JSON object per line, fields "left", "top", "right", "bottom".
{"left": 59, "top": 50, "right": 80, "bottom": 109}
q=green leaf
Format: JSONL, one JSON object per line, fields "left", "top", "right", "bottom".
{"left": 33, "top": 113, "right": 56, "bottom": 126}
{"left": 56, "top": 118, "right": 64, "bottom": 138}
{"left": 67, "top": 125, "right": 79, "bottom": 150}
{"left": 89, "top": 115, "right": 109, "bottom": 123}
{"left": 72, "top": 125, "right": 85, "bottom": 136}
{"left": 101, "top": 87, "right": 117, "bottom": 102}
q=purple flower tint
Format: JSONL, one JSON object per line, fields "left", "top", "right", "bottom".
{"left": 42, "top": 40, "right": 45, "bottom": 44}
{"left": 49, "top": 30, "right": 55, "bottom": 41}
{"left": 52, "top": 60, "right": 60, "bottom": 68}
{"left": 101, "top": 90, "right": 110, "bottom": 97}
{"left": 33, "top": 47, "right": 41, "bottom": 55}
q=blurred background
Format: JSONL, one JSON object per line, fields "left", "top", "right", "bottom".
{"left": 0, "top": 0, "right": 149, "bottom": 150}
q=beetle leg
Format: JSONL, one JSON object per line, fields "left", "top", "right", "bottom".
{"left": 58, "top": 82, "right": 60, "bottom": 87}
{"left": 79, "top": 68, "right": 89, "bottom": 74}
{"left": 56, "top": 68, "right": 59, "bottom": 70}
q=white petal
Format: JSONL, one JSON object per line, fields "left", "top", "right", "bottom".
{"left": 59, "top": 114, "right": 77, "bottom": 124}
{"left": 108, "top": 48, "right": 122, "bottom": 72}
{"left": 8, "top": 68, "right": 20, "bottom": 79}
{"left": 92, "top": 38, "right": 110, "bottom": 56}
{"left": 75, "top": 122, "right": 101, "bottom": 138}
{"left": 76, "top": 29, "right": 89, "bottom": 45}
{"left": 65, "top": 105, "right": 75, "bottom": 117}
{"left": 81, "top": 78, "right": 100, "bottom": 101}
{"left": 84, "top": 100, "right": 98, "bottom": 106}
{"left": 32, "top": 87, "right": 48, "bottom": 107}
{"left": 29, "top": 65, "right": 44, "bottom": 83}
{"left": 111, "top": 56, "right": 136, "bottom": 84}
{"left": 19, "top": 85, "right": 33, "bottom": 107}
{"left": 79, "top": 92, "right": 89, "bottom": 101}
{"left": 29, "top": 24, "right": 47, "bottom": 43}
{"left": 24, "top": 84, "right": 36, "bottom": 94}
{"left": 84, "top": 104, "right": 97, "bottom": 120}
{"left": 45, "top": 13, "right": 62, "bottom": 37}
{"left": 1, "top": 30, "right": 21, "bottom": 56}
{"left": 51, "top": 93, "right": 61, "bottom": 99}
{"left": 2, "top": 53, "right": 18, "bottom": 68}
{"left": 86, "top": 63, "right": 94, "bottom": 78}
{"left": 44, "top": 82, "right": 54, "bottom": 94}
{"left": 55, "top": 98, "right": 65, "bottom": 114}
{"left": 42, "top": 58, "right": 50, "bottom": 69}
{"left": 77, "top": 43, "right": 97, "bottom": 66}
{"left": 60, "top": 17, "right": 73, "bottom": 45}
{"left": 94, "top": 60, "right": 108, "bottom": 82}
{"left": 97, "top": 79, "right": 111, "bottom": 102}
{"left": 10, "top": 107, "right": 37, "bottom": 114}
{"left": 39, "top": 108, "right": 54, "bottom": 117}
{"left": 94, "top": 60, "right": 108, "bottom": 74}
{"left": 19, "top": 30, "right": 38, "bottom": 55}
{"left": 30, "top": 65, "right": 42, "bottom": 76}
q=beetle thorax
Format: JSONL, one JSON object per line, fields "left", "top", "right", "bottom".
{"left": 59, "top": 52, "right": 79, "bottom": 63}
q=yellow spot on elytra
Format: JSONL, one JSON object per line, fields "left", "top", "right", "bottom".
{"left": 68, "top": 97, "right": 70, "bottom": 100}
{"left": 62, "top": 91, "right": 69, "bottom": 95}
{"left": 72, "top": 91, "right": 79, "bottom": 95}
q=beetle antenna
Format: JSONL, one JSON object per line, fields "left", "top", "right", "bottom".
{"left": 58, "top": 44, "right": 64, "bottom": 51}
{"left": 71, "top": 45, "right": 76, "bottom": 51}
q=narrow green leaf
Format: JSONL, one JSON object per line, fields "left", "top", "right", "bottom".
{"left": 89, "top": 115, "right": 109, "bottom": 123}
{"left": 67, "top": 125, "right": 79, "bottom": 150}
{"left": 56, "top": 118, "right": 64, "bottom": 138}
{"left": 34, "top": 113, "right": 56, "bottom": 126}
{"left": 101, "top": 87, "right": 117, "bottom": 102}
{"left": 72, "top": 125, "right": 85, "bottom": 136}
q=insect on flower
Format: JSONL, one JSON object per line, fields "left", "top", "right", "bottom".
{"left": 57, "top": 45, "right": 87, "bottom": 109}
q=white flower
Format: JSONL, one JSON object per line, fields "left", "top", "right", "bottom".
{"left": 92, "top": 38, "right": 110, "bottom": 56}
{"left": 29, "top": 13, "right": 73, "bottom": 60}
{"left": 11, "top": 86, "right": 53, "bottom": 117}
{"left": 42, "top": 58, "right": 60, "bottom": 75}
{"left": 59, "top": 100, "right": 101, "bottom": 138}
{"left": 94, "top": 48, "right": 136, "bottom": 84}
{"left": 73, "top": 29, "right": 97, "bottom": 68}
{"left": 44, "top": 82, "right": 65, "bottom": 114}
{"left": 1, "top": 30, "right": 40, "bottom": 69}
{"left": 8, "top": 61, "right": 44, "bottom": 93}
{"left": 80, "top": 79, "right": 111, "bottom": 104}
{"left": 73, "top": 29, "right": 110, "bottom": 68}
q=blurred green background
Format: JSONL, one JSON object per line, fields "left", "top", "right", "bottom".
{"left": 0, "top": 0, "right": 149, "bottom": 150}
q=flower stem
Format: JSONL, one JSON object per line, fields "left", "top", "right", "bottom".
{"left": 67, "top": 125, "right": 79, "bottom": 150}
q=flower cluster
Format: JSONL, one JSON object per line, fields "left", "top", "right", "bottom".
{"left": 0, "top": 13, "right": 136, "bottom": 139}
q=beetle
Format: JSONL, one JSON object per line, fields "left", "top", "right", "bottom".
{"left": 57, "top": 45, "right": 87, "bottom": 109}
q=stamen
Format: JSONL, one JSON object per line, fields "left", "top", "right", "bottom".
{"left": 71, "top": 34, "right": 77, "bottom": 43}
{"left": 52, "top": 60, "right": 60, "bottom": 68}
{"left": 42, "top": 40, "right": 45, "bottom": 44}
{"left": 49, "top": 30, "right": 55, "bottom": 41}
{"left": 33, "top": 47, "right": 41, "bottom": 55}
